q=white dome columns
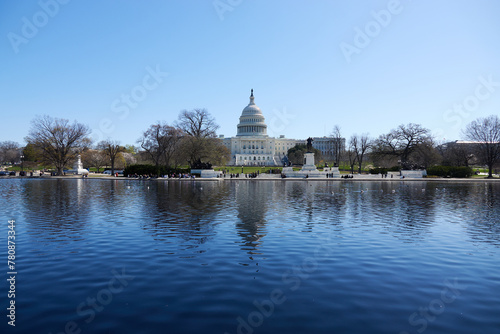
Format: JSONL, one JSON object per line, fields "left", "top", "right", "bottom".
{"left": 236, "top": 89, "right": 268, "bottom": 137}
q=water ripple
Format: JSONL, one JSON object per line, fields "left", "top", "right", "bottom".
{"left": 0, "top": 180, "right": 499, "bottom": 333}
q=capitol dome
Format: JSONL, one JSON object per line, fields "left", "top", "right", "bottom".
{"left": 237, "top": 89, "right": 268, "bottom": 137}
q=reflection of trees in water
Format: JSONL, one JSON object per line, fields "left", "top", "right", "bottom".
{"left": 463, "top": 183, "right": 500, "bottom": 247}
{"left": 416, "top": 182, "right": 500, "bottom": 247}
{"left": 362, "top": 182, "right": 500, "bottom": 246}
{"left": 341, "top": 182, "right": 436, "bottom": 241}
{"left": 283, "top": 181, "right": 348, "bottom": 231}
{"left": 22, "top": 179, "right": 90, "bottom": 245}
{"left": 136, "top": 180, "right": 500, "bottom": 254}
{"left": 280, "top": 181, "right": 500, "bottom": 247}
{"left": 140, "top": 181, "right": 231, "bottom": 246}
{"left": 385, "top": 183, "right": 436, "bottom": 240}
{"left": 234, "top": 181, "right": 276, "bottom": 255}
{"left": 286, "top": 182, "right": 314, "bottom": 225}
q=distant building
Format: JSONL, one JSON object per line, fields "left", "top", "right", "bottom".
{"left": 222, "top": 90, "right": 344, "bottom": 166}
{"left": 439, "top": 140, "right": 487, "bottom": 156}
{"left": 310, "top": 136, "right": 345, "bottom": 162}
{"left": 440, "top": 140, "right": 500, "bottom": 165}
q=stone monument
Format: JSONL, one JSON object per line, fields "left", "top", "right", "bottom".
{"left": 302, "top": 138, "right": 317, "bottom": 172}
{"left": 67, "top": 155, "right": 89, "bottom": 175}
{"left": 281, "top": 136, "right": 340, "bottom": 178}
{"left": 190, "top": 159, "right": 222, "bottom": 178}
{"left": 282, "top": 137, "right": 318, "bottom": 178}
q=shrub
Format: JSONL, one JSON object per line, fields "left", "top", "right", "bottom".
{"left": 123, "top": 164, "right": 189, "bottom": 177}
{"left": 369, "top": 167, "right": 387, "bottom": 175}
{"left": 426, "top": 166, "right": 472, "bottom": 178}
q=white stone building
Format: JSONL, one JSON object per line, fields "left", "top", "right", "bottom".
{"left": 222, "top": 90, "right": 343, "bottom": 166}
{"left": 311, "top": 136, "right": 345, "bottom": 162}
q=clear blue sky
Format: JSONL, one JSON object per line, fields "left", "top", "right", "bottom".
{"left": 1, "top": 0, "right": 499, "bottom": 147}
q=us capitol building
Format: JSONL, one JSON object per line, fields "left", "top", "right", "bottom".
{"left": 222, "top": 90, "right": 343, "bottom": 166}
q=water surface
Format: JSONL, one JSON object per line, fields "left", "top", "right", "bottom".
{"left": 0, "top": 179, "right": 499, "bottom": 334}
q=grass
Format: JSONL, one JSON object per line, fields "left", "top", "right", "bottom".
{"left": 5, "top": 166, "right": 22, "bottom": 171}
{"left": 5, "top": 165, "right": 112, "bottom": 173}
{"left": 87, "top": 173, "right": 109, "bottom": 177}
{"left": 5, "top": 165, "right": 51, "bottom": 171}
{"left": 470, "top": 174, "right": 500, "bottom": 179}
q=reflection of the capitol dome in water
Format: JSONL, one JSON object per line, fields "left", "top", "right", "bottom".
{"left": 139, "top": 181, "right": 231, "bottom": 249}
{"left": 233, "top": 181, "right": 351, "bottom": 254}
{"left": 234, "top": 182, "right": 271, "bottom": 255}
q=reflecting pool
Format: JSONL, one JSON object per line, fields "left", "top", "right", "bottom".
{"left": 0, "top": 179, "right": 499, "bottom": 334}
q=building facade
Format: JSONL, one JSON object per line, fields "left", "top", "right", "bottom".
{"left": 311, "top": 136, "right": 345, "bottom": 162}
{"left": 222, "top": 90, "right": 343, "bottom": 166}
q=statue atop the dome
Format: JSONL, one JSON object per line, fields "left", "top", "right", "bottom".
{"left": 251, "top": 89, "right": 253, "bottom": 97}
{"left": 306, "top": 137, "right": 314, "bottom": 152}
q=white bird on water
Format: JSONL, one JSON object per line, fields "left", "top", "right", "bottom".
{"left": 391, "top": 189, "right": 396, "bottom": 194}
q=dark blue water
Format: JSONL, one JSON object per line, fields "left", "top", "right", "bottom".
{"left": 0, "top": 179, "right": 499, "bottom": 334}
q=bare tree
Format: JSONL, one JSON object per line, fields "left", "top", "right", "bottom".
{"left": 373, "top": 123, "right": 432, "bottom": 169}
{"left": 439, "top": 141, "right": 474, "bottom": 167}
{"left": 98, "top": 140, "right": 125, "bottom": 175}
{"left": 177, "top": 108, "right": 219, "bottom": 138}
{"left": 463, "top": 115, "right": 500, "bottom": 178}
{"left": 410, "top": 138, "right": 441, "bottom": 168}
{"left": 350, "top": 133, "right": 372, "bottom": 173}
{"left": 204, "top": 138, "right": 231, "bottom": 166}
{"left": 177, "top": 136, "right": 230, "bottom": 167}
{"left": 139, "top": 123, "right": 183, "bottom": 175}
{"left": 345, "top": 148, "right": 357, "bottom": 174}
{"left": 25, "top": 115, "right": 91, "bottom": 175}
{"left": 176, "top": 109, "right": 227, "bottom": 167}
{"left": 0, "top": 141, "right": 20, "bottom": 165}
{"left": 331, "top": 125, "right": 344, "bottom": 166}
{"left": 81, "top": 149, "right": 108, "bottom": 173}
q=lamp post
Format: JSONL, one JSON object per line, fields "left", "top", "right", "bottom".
{"left": 20, "top": 154, "right": 24, "bottom": 172}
